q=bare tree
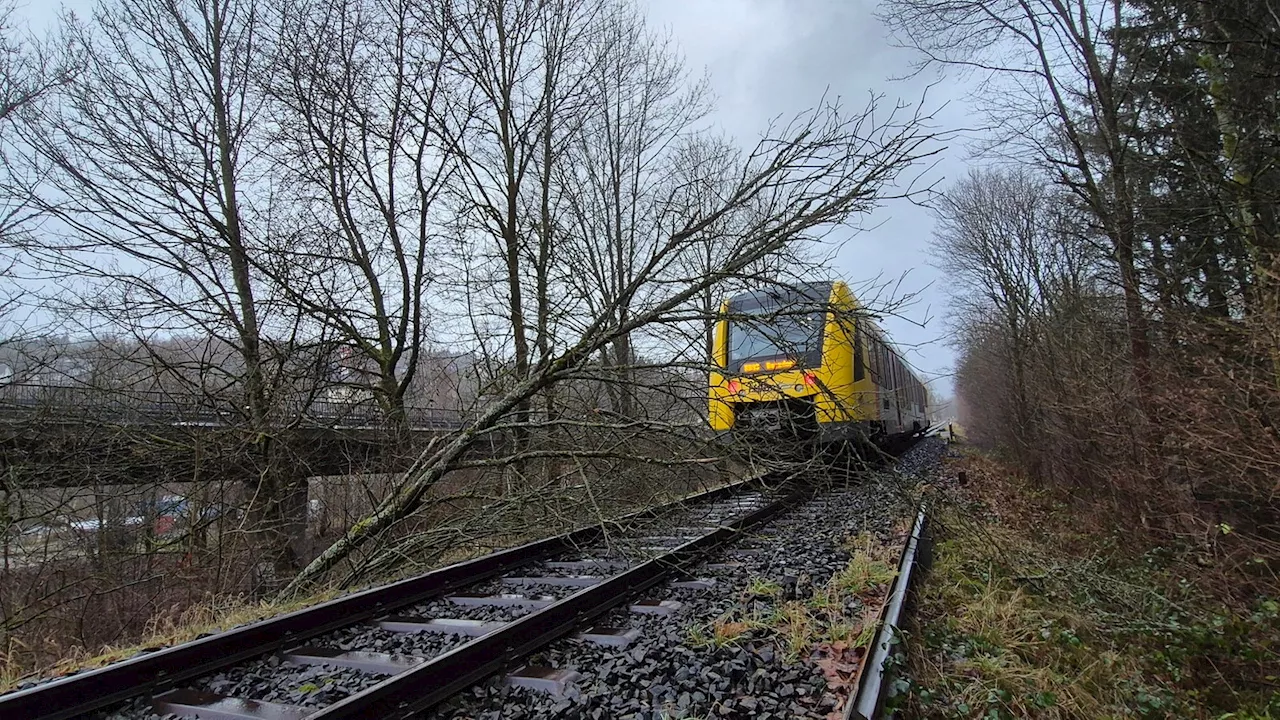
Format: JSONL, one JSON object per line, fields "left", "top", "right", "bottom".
{"left": 282, "top": 96, "right": 939, "bottom": 597}
{"left": 23, "top": 0, "right": 312, "bottom": 583}
{"left": 557, "top": 5, "right": 710, "bottom": 417}
{"left": 262, "top": 0, "right": 451, "bottom": 432}
{"left": 930, "top": 4, "right": 1280, "bottom": 639}
{"left": 934, "top": 167, "right": 1095, "bottom": 465}
{"left": 422, "top": 0, "right": 610, "bottom": 465}
{"left": 0, "top": 0, "right": 75, "bottom": 319}
{"left": 880, "top": 0, "right": 1159, "bottom": 428}
{"left": 0, "top": 2, "right": 70, "bottom": 125}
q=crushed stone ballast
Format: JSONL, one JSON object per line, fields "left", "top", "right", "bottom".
{"left": 3, "top": 439, "right": 945, "bottom": 720}
{"left": 0, "top": 473, "right": 788, "bottom": 720}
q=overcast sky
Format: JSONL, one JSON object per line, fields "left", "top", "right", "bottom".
{"left": 18, "top": 0, "right": 972, "bottom": 398}
{"left": 643, "top": 0, "right": 977, "bottom": 399}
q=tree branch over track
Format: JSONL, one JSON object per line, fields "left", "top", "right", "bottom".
{"left": 280, "top": 97, "right": 938, "bottom": 598}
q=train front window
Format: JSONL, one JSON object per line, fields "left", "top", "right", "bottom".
{"left": 727, "top": 307, "right": 826, "bottom": 373}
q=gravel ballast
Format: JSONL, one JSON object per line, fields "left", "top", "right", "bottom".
{"left": 427, "top": 438, "right": 947, "bottom": 720}
{"left": 88, "top": 439, "right": 946, "bottom": 720}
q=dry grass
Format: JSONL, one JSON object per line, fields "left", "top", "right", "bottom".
{"left": 0, "top": 462, "right": 743, "bottom": 692}
{"left": 0, "top": 540, "right": 512, "bottom": 692}
{"left": 834, "top": 531, "right": 900, "bottom": 597}
{"left": 0, "top": 588, "right": 342, "bottom": 693}
{"left": 900, "top": 448, "right": 1280, "bottom": 719}
{"left": 910, "top": 541, "right": 1137, "bottom": 718}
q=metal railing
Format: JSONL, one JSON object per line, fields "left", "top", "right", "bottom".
{"left": 0, "top": 383, "right": 464, "bottom": 431}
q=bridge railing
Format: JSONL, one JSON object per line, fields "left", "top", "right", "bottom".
{"left": 0, "top": 383, "right": 464, "bottom": 430}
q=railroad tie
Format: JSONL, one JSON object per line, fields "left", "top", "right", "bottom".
{"left": 505, "top": 665, "right": 582, "bottom": 696}
{"left": 282, "top": 646, "right": 421, "bottom": 674}
{"left": 376, "top": 616, "right": 507, "bottom": 636}
{"left": 152, "top": 689, "right": 308, "bottom": 720}
{"left": 446, "top": 593, "right": 557, "bottom": 608}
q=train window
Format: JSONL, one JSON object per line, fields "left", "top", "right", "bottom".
{"left": 725, "top": 285, "right": 830, "bottom": 373}
{"left": 865, "top": 335, "right": 874, "bottom": 381}
{"left": 869, "top": 339, "right": 877, "bottom": 382}
{"left": 868, "top": 335, "right": 881, "bottom": 382}
{"left": 853, "top": 325, "right": 864, "bottom": 382}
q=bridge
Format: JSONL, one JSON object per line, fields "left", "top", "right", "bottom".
{"left": 0, "top": 383, "right": 467, "bottom": 488}
{"left": 0, "top": 382, "right": 464, "bottom": 430}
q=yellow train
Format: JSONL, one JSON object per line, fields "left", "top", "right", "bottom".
{"left": 708, "top": 280, "right": 929, "bottom": 444}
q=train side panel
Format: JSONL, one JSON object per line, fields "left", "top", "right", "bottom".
{"left": 708, "top": 280, "right": 926, "bottom": 444}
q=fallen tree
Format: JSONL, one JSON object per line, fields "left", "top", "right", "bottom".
{"left": 280, "top": 98, "right": 938, "bottom": 598}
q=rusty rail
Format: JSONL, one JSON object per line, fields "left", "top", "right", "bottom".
{"left": 847, "top": 502, "right": 929, "bottom": 720}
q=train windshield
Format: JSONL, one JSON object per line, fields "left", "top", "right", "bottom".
{"left": 726, "top": 285, "right": 829, "bottom": 373}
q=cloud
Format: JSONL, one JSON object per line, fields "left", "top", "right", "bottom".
{"left": 647, "top": 0, "right": 971, "bottom": 395}
{"left": 17, "top": 0, "right": 969, "bottom": 396}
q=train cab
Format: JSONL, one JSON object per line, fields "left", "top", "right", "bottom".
{"left": 708, "top": 280, "right": 928, "bottom": 446}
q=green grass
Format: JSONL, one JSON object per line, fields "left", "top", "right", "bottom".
{"left": 687, "top": 536, "right": 904, "bottom": 670}
{"left": 898, "top": 452, "right": 1280, "bottom": 720}
{"left": 832, "top": 549, "right": 897, "bottom": 597}
{"left": 746, "top": 576, "right": 783, "bottom": 598}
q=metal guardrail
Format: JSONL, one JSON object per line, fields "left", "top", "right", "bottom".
{"left": 0, "top": 383, "right": 463, "bottom": 430}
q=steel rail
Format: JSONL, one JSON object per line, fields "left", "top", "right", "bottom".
{"left": 308, "top": 488, "right": 800, "bottom": 720}
{"left": 847, "top": 502, "right": 929, "bottom": 720}
{"left": 0, "top": 476, "right": 766, "bottom": 720}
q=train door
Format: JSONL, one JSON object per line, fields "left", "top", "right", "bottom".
{"left": 894, "top": 356, "right": 905, "bottom": 431}
{"left": 867, "top": 330, "right": 883, "bottom": 435}
{"left": 881, "top": 343, "right": 900, "bottom": 434}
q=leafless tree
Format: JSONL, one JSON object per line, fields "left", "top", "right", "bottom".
{"left": 422, "top": 0, "right": 606, "bottom": 459}
{"left": 880, "top": 0, "right": 1159, "bottom": 428}
{"left": 934, "top": 167, "right": 1096, "bottom": 465}
{"left": 556, "top": 5, "right": 710, "bottom": 418}
{"left": 262, "top": 0, "right": 451, "bottom": 432}
{"left": 22, "top": 0, "right": 314, "bottom": 583}
{"left": 282, "top": 96, "right": 939, "bottom": 597}
{"left": 937, "top": 166, "right": 1140, "bottom": 487}
{"left": 0, "top": 0, "right": 75, "bottom": 321}
{"left": 928, "top": 6, "right": 1280, "bottom": 661}
{"left": 0, "top": 2, "right": 70, "bottom": 125}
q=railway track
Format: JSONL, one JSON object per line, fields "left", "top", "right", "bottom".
{"left": 1, "top": 474, "right": 799, "bottom": 720}
{"left": 2, "top": 440, "right": 938, "bottom": 720}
